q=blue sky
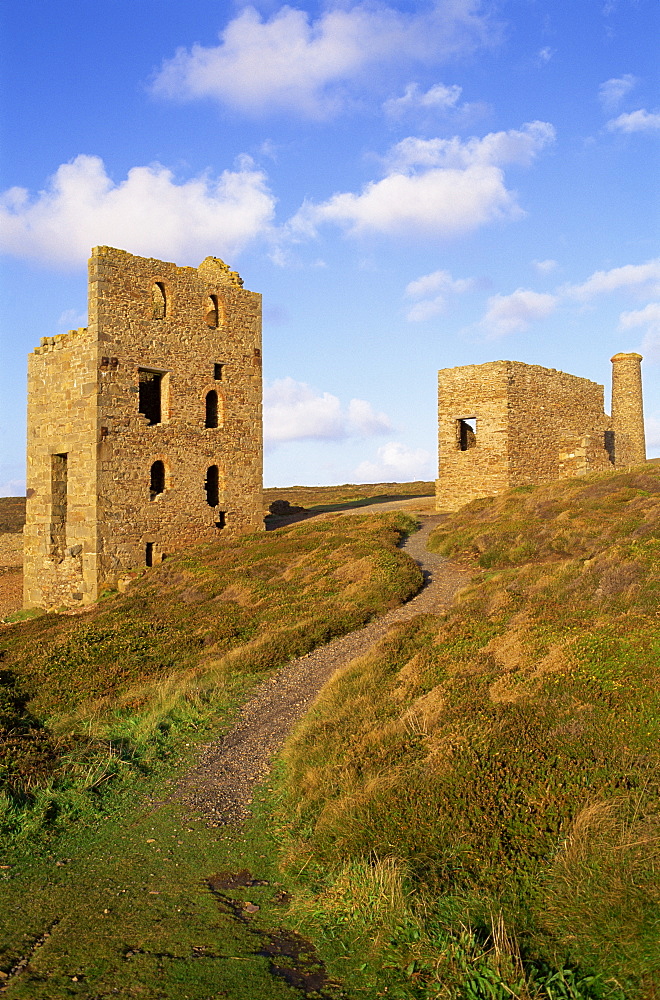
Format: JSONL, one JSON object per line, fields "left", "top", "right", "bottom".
{"left": 1, "top": 0, "right": 658, "bottom": 493}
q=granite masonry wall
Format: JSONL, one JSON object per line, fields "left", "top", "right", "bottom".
{"left": 24, "top": 247, "right": 263, "bottom": 609}
{"left": 436, "top": 355, "right": 645, "bottom": 512}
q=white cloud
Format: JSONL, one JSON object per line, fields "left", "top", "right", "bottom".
{"left": 405, "top": 268, "right": 475, "bottom": 321}
{"left": 533, "top": 258, "right": 558, "bottom": 274}
{"left": 566, "top": 259, "right": 660, "bottom": 301}
{"left": 384, "top": 82, "right": 462, "bottom": 118}
{"left": 347, "top": 398, "right": 393, "bottom": 436}
{"left": 599, "top": 73, "right": 637, "bottom": 110}
{"left": 0, "top": 154, "right": 275, "bottom": 268}
{"left": 290, "top": 121, "right": 555, "bottom": 239}
{"left": 152, "top": 3, "right": 495, "bottom": 119}
{"left": 57, "top": 307, "right": 87, "bottom": 330}
{"left": 263, "top": 377, "right": 392, "bottom": 445}
{"left": 606, "top": 109, "right": 660, "bottom": 132}
{"left": 537, "top": 47, "right": 555, "bottom": 65}
{"left": 479, "top": 288, "right": 557, "bottom": 338}
{"left": 354, "top": 441, "right": 434, "bottom": 482}
{"left": 619, "top": 302, "right": 660, "bottom": 362}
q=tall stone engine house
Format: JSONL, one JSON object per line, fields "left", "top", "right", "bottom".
{"left": 23, "top": 246, "right": 263, "bottom": 610}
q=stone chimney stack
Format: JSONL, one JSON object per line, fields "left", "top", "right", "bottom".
{"left": 610, "top": 352, "right": 646, "bottom": 467}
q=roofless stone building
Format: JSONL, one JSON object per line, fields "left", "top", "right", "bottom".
{"left": 24, "top": 247, "right": 263, "bottom": 610}
{"left": 436, "top": 353, "right": 645, "bottom": 512}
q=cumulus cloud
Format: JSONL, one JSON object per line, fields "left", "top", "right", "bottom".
{"left": 533, "top": 258, "right": 558, "bottom": 274}
{"left": 354, "top": 441, "right": 434, "bottom": 482}
{"left": 479, "top": 289, "right": 557, "bottom": 338}
{"left": 151, "top": 2, "right": 495, "bottom": 119}
{"left": 619, "top": 302, "right": 660, "bottom": 363}
{"left": 606, "top": 109, "right": 660, "bottom": 132}
{"left": 289, "top": 121, "right": 555, "bottom": 239}
{"left": 405, "top": 268, "right": 475, "bottom": 321}
{"left": 566, "top": 259, "right": 660, "bottom": 301}
{"left": 383, "top": 82, "right": 463, "bottom": 118}
{"left": 599, "top": 73, "right": 637, "bottom": 110}
{"left": 0, "top": 154, "right": 275, "bottom": 268}
{"left": 263, "top": 377, "right": 392, "bottom": 445}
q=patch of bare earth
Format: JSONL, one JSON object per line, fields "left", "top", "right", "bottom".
{"left": 178, "top": 510, "right": 471, "bottom": 826}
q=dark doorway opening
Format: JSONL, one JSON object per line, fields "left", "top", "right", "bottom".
{"left": 205, "top": 465, "right": 219, "bottom": 507}
{"left": 458, "top": 418, "right": 477, "bottom": 451}
{"left": 145, "top": 542, "right": 154, "bottom": 567}
{"left": 50, "top": 452, "right": 68, "bottom": 558}
{"left": 150, "top": 460, "right": 165, "bottom": 500}
{"left": 139, "top": 370, "right": 163, "bottom": 425}
{"left": 205, "top": 390, "right": 218, "bottom": 428}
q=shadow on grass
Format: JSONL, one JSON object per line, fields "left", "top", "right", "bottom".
{"left": 265, "top": 493, "right": 434, "bottom": 531}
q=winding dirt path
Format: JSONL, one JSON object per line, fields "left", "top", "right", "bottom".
{"left": 179, "top": 512, "right": 471, "bottom": 826}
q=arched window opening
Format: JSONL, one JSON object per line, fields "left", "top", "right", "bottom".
{"left": 205, "top": 294, "right": 219, "bottom": 328}
{"left": 150, "top": 460, "right": 165, "bottom": 500}
{"left": 151, "top": 282, "right": 166, "bottom": 319}
{"left": 205, "top": 390, "right": 218, "bottom": 428}
{"left": 205, "top": 465, "right": 219, "bottom": 507}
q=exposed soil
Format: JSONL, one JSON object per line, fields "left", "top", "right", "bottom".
{"left": 179, "top": 508, "right": 471, "bottom": 826}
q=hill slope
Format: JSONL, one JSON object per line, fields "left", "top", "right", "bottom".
{"left": 276, "top": 464, "right": 660, "bottom": 998}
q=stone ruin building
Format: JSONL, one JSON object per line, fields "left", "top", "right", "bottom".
{"left": 436, "top": 353, "right": 645, "bottom": 512}
{"left": 23, "top": 246, "right": 263, "bottom": 610}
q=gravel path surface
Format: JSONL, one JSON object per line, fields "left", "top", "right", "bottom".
{"left": 178, "top": 513, "right": 472, "bottom": 826}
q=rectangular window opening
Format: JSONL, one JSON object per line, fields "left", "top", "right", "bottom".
{"left": 138, "top": 369, "right": 167, "bottom": 425}
{"left": 457, "top": 418, "right": 477, "bottom": 452}
{"left": 214, "top": 363, "right": 223, "bottom": 380}
{"left": 145, "top": 542, "right": 154, "bottom": 567}
{"left": 50, "top": 452, "right": 68, "bottom": 559}
{"left": 215, "top": 511, "right": 226, "bottom": 530}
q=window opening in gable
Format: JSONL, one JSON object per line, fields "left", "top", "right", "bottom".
{"left": 205, "top": 390, "right": 219, "bottom": 428}
{"left": 50, "top": 452, "right": 68, "bottom": 559}
{"left": 457, "top": 418, "right": 477, "bottom": 451}
{"left": 205, "top": 465, "right": 219, "bottom": 507}
{"left": 151, "top": 282, "right": 166, "bottom": 319}
{"left": 139, "top": 369, "right": 163, "bottom": 425}
{"left": 205, "top": 294, "right": 219, "bottom": 328}
{"left": 150, "top": 460, "right": 165, "bottom": 500}
{"left": 214, "top": 363, "right": 223, "bottom": 380}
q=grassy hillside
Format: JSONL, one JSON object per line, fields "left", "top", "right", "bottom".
{"left": 275, "top": 465, "right": 660, "bottom": 999}
{"left": 0, "top": 511, "right": 421, "bottom": 840}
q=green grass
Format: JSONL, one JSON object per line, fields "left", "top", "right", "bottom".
{"left": 0, "top": 511, "right": 421, "bottom": 841}
{"left": 270, "top": 464, "right": 660, "bottom": 999}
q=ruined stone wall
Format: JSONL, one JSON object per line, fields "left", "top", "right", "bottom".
{"left": 506, "top": 363, "right": 612, "bottom": 486}
{"left": 435, "top": 362, "right": 511, "bottom": 512}
{"left": 436, "top": 360, "right": 615, "bottom": 513}
{"left": 24, "top": 247, "right": 263, "bottom": 609}
{"left": 23, "top": 328, "right": 99, "bottom": 607}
